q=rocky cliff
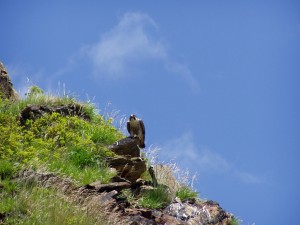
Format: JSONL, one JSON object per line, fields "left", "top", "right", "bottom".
{"left": 15, "top": 136, "right": 234, "bottom": 225}
{"left": 0, "top": 61, "right": 237, "bottom": 225}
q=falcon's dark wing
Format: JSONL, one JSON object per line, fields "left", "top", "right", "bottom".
{"left": 127, "top": 121, "right": 131, "bottom": 134}
{"left": 139, "top": 119, "right": 145, "bottom": 136}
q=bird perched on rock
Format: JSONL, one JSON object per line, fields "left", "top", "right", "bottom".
{"left": 127, "top": 114, "right": 145, "bottom": 148}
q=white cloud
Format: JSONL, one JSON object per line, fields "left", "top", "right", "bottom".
{"left": 87, "top": 12, "right": 200, "bottom": 91}
{"left": 165, "top": 62, "right": 200, "bottom": 92}
{"left": 161, "top": 132, "right": 230, "bottom": 173}
{"left": 235, "top": 171, "right": 261, "bottom": 184}
{"left": 13, "top": 12, "right": 200, "bottom": 91}
{"left": 88, "top": 12, "right": 166, "bottom": 77}
{"left": 4, "top": 12, "right": 201, "bottom": 95}
{"left": 160, "top": 132, "right": 261, "bottom": 185}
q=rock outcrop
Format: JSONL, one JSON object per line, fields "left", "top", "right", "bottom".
{"left": 15, "top": 136, "right": 235, "bottom": 225}
{"left": 0, "top": 60, "right": 18, "bottom": 101}
{"left": 108, "top": 137, "right": 141, "bottom": 157}
{"left": 19, "top": 104, "right": 91, "bottom": 125}
{"left": 2, "top": 60, "right": 235, "bottom": 224}
{"left": 107, "top": 137, "right": 147, "bottom": 182}
{"left": 163, "top": 199, "right": 233, "bottom": 225}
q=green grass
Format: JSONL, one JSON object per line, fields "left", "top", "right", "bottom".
{"left": 0, "top": 181, "right": 106, "bottom": 225}
{"left": 230, "top": 217, "right": 241, "bottom": 225}
{"left": 48, "top": 159, "right": 117, "bottom": 185}
{"left": 175, "top": 185, "right": 198, "bottom": 201}
{"left": 138, "top": 186, "right": 172, "bottom": 209}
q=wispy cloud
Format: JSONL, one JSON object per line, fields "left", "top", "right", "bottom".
{"left": 10, "top": 12, "right": 200, "bottom": 92}
{"left": 86, "top": 12, "right": 200, "bottom": 91}
{"left": 165, "top": 62, "right": 200, "bottom": 93}
{"left": 7, "top": 12, "right": 200, "bottom": 93}
{"left": 88, "top": 12, "right": 166, "bottom": 77}
{"left": 160, "top": 132, "right": 261, "bottom": 185}
{"left": 235, "top": 171, "right": 261, "bottom": 184}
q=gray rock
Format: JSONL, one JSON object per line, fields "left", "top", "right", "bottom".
{"left": 163, "top": 200, "right": 233, "bottom": 225}
{"left": 99, "top": 190, "right": 118, "bottom": 203}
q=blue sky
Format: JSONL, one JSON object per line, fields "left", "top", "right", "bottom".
{"left": 1, "top": 1, "right": 300, "bottom": 224}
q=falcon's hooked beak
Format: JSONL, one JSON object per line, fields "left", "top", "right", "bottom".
{"left": 130, "top": 114, "right": 136, "bottom": 121}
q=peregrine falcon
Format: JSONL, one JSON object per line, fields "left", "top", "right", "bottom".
{"left": 127, "top": 114, "right": 145, "bottom": 148}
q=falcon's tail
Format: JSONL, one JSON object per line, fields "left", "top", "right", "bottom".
{"left": 139, "top": 143, "right": 146, "bottom": 148}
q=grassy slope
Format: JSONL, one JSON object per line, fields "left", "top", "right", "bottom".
{"left": 0, "top": 86, "right": 201, "bottom": 224}
{"left": 0, "top": 87, "right": 123, "bottom": 184}
{"left": 0, "top": 88, "right": 124, "bottom": 224}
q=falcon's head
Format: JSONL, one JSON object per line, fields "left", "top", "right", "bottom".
{"left": 129, "top": 114, "right": 136, "bottom": 121}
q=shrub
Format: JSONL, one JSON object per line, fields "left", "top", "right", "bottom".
{"left": 176, "top": 185, "right": 198, "bottom": 201}
{"left": 68, "top": 144, "right": 98, "bottom": 168}
{"left": 0, "top": 179, "right": 17, "bottom": 194}
{"left": 85, "top": 115, "right": 124, "bottom": 145}
{"left": 26, "top": 85, "right": 44, "bottom": 97}
{"left": 0, "top": 160, "right": 16, "bottom": 179}
{"left": 0, "top": 113, "right": 23, "bottom": 161}
{"left": 138, "top": 185, "right": 172, "bottom": 209}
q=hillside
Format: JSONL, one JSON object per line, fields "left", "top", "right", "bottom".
{"left": 0, "top": 61, "right": 238, "bottom": 225}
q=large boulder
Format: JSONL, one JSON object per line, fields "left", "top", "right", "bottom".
{"left": 106, "top": 137, "right": 147, "bottom": 182}
{"left": 163, "top": 200, "right": 233, "bottom": 225}
{"left": 0, "top": 60, "right": 18, "bottom": 101}
{"left": 106, "top": 156, "right": 147, "bottom": 182}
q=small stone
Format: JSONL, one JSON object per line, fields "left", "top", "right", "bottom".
{"left": 174, "top": 197, "right": 182, "bottom": 204}
{"left": 92, "top": 182, "right": 131, "bottom": 193}
{"left": 99, "top": 190, "right": 118, "bottom": 203}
